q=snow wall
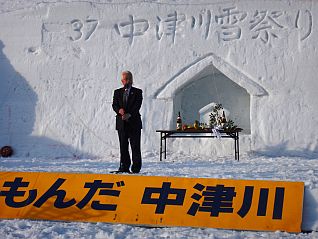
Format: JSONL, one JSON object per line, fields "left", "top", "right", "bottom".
{"left": 0, "top": 0, "right": 318, "bottom": 159}
{"left": 1, "top": 0, "right": 318, "bottom": 232}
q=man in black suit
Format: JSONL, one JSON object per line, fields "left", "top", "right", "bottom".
{"left": 112, "top": 71, "right": 143, "bottom": 173}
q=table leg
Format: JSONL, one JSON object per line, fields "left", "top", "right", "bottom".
{"left": 234, "top": 134, "right": 237, "bottom": 160}
{"left": 160, "top": 132, "right": 163, "bottom": 161}
{"left": 237, "top": 132, "right": 240, "bottom": 161}
{"left": 164, "top": 133, "right": 167, "bottom": 159}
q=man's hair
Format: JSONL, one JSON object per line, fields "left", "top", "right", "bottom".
{"left": 122, "top": 71, "right": 133, "bottom": 81}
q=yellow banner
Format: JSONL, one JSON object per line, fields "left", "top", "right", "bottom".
{"left": 0, "top": 172, "right": 303, "bottom": 232}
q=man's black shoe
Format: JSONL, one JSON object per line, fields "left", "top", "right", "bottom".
{"left": 110, "top": 169, "right": 131, "bottom": 174}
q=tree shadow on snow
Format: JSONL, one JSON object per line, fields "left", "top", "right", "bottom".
{"left": 0, "top": 39, "right": 96, "bottom": 159}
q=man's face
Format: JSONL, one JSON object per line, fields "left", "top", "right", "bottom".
{"left": 121, "top": 73, "right": 131, "bottom": 86}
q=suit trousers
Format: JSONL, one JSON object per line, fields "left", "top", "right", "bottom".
{"left": 117, "top": 127, "right": 142, "bottom": 173}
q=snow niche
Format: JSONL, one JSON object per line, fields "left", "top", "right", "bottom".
{"left": 156, "top": 53, "right": 267, "bottom": 154}
{"left": 156, "top": 53, "right": 268, "bottom": 135}
{"left": 174, "top": 67, "right": 250, "bottom": 133}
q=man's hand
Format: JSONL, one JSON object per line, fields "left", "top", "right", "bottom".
{"left": 122, "top": 113, "right": 131, "bottom": 121}
{"left": 119, "top": 108, "right": 125, "bottom": 116}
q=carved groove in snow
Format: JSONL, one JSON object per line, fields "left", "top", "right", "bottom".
{"left": 155, "top": 53, "right": 267, "bottom": 99}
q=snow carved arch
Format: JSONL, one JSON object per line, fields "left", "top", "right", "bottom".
{"left": 154, "top": 53, "right": 267, "bottom": 133}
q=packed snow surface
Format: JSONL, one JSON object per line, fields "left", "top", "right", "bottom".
{"left": 1, "top": 153, "right": 318, "bottom": 238}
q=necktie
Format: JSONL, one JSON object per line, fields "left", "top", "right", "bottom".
{"left": 123, "top": 89, "right": 129, "bottom": 106}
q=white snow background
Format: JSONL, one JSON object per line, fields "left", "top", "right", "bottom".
{"left": 1, "top": 0, "right": 318, "bottom": 238}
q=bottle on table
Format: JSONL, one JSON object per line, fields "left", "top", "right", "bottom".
{"left": 176, "top": 111, "right": 182, "bottom": 130}
{"left": 220, "top": 111, "right": 227, "bottom": 127}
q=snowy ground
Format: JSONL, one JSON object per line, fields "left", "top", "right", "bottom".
{"left": 1, "top": 152, "right": 318, "bottom": 239}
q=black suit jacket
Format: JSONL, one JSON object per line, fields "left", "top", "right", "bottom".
{"left": 112, "top": 86, "right": 143, "bottom": 130}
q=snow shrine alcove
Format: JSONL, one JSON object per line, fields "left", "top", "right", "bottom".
{"left": 174, "top": 67, "right": 250, "bottom": 133}
{"left": 155, "top": 53, "right": 268, "bottom": 135}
